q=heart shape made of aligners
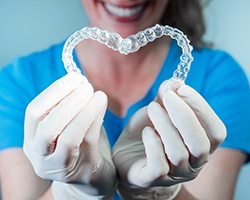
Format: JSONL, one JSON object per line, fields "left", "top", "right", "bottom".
{"left": 62, "top": 24, "right": 193, "bottom": 81}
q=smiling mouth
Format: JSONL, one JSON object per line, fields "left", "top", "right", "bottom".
{"left": 103, "top": 2, "right": 148, "bottom": 21}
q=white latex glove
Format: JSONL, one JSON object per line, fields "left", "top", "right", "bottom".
{"left": 112, "top": 78, "right": 226, "bottom": 199}
{"left": 23, "top": 73, "right": 117, "bottom": 199}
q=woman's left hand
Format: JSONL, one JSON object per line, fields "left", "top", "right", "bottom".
{"left": 112, "top": 78, "right": 226, "bottom": 189}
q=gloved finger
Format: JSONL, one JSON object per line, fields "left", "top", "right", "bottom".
{"left": 177, "top": 85, "right": 227, "bottom": 153}
{"left": 147, "top": 102, "right": 190, "bottom": 169}
{"left": 34, "top": 82, "right": 94, "bottom": 156}
{"left": 143, "top": 126, "right": 170, "bottom": 178}
{"left": 98, "top": 127, "right": 114, "bottom": 166}
{"left": 65, "top": 109, "right": 111, "bottom": 182}
{"left": 78, "top": 91, "right": 108, "bottom": 163}
{"left": 128, "top": 126, "right": 170, "bottom": 187}
{"left": 83, "top": 93, "right": 107, "bottom": 145}
{"left": 162, "top": 90, "right": 210, "bottom": 169}
{"left": 155, "top": 78, "right": 184, "bottom": 104}
{"left": 25, "top": 72, "right": 87, "bottom": 139}
{"left": 54, "top": 90, "right": 108, "bottom": 159}
{"left": 126, "top": 107, "right": 152, "bottom": 140}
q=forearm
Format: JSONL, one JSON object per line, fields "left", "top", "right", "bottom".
{"left": 0, "top": 149, "right": 51, "bottom": 200}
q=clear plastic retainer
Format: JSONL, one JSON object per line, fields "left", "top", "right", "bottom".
{"left": 62, "top": 24, "right": 194, "bottom": 81}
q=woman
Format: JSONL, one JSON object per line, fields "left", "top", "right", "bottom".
{"left": 0, "top": 0, "right": 249, "bottom": 199}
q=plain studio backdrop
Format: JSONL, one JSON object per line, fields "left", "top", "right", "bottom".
{"left": 0, "top": 1, "right": 249, "bottom": 199}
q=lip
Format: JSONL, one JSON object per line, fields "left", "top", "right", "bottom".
{"left": 102, "top": 1, "right": 149, "bottom": 23}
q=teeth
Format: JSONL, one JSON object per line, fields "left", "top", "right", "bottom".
{"left": 104, "top": 3, "right": 143, "bottom": 17}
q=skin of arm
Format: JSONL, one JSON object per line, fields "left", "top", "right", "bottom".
{"left": 176, "top": 148, "right": 247, "bottom": 200}
{"left": 0, "top": 149, "right": 51, "bottom": 200}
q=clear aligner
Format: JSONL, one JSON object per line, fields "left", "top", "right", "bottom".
{"left": 62, "top": 24, "right": 194, "bottom": 81}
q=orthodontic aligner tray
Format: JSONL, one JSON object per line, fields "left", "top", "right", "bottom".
{"left": 62, "top": 24, "right": 194, "bottom": 81}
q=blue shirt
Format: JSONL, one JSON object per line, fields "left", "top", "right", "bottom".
{"left": 0, "top": 40, "right": 250, "bottom": 199}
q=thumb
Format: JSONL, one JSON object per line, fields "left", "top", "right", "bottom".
{"left": 155, "top": 78, "right": 184, "bottom": 104}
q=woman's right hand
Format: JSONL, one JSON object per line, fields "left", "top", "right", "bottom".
{"left": 23, "top": 73, "right": 117, "bottom": 198}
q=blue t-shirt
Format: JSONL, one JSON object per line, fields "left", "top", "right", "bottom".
{"left": 0, "top": 40, "right": 250, "bottom": 163}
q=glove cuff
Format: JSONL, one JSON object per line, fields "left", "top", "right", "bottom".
{"left": 52, "top": 181, "right": 117, "bottom": 200}
{"left": 118, "top": 183, "right": 182, "bottom": 200}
